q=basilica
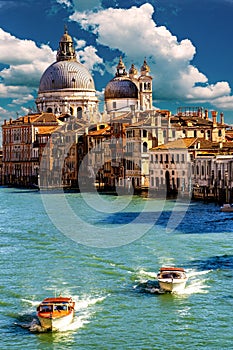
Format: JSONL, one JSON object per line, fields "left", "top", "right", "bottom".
{"left": 1, "top": 28, "right": 233, "bottom": 203}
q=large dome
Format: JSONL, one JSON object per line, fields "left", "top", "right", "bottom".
{"left": 38, "top": 60, "right": 96, "bottom": 92}
{"left": 105, "top": 78, "right": 138, "bottom": 99}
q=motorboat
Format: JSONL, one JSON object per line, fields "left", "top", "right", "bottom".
{"left": 220, "top": 203, "right": 233, "bottom": 212}
{"left": 37, "top": 296, "right": 75, "bottom": 331}
{"left": 157, "top": 267, "right": 188, "bottom": 293}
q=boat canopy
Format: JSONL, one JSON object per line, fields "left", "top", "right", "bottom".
{"left": 160, "top": 267, "right": 185, "bottom": 272}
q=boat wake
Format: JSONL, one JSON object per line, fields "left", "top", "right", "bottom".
{"left": 16, "top": 294, "right": 106, "bottom": 333}
{"left": 174, "top": 269, "right": 211, "bottom": 296}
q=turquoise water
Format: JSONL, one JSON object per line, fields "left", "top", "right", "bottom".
{"left": 0, "top": 187, "right": 233, "bottom": 349}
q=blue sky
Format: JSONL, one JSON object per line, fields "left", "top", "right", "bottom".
{"left": 0, "top": 0, "right": 233, "bottom": 126}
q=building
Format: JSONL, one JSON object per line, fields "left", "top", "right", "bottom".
{"left": 1, "top": 28, "right": 100, "bottom": 188}
{"left": 104, "top": 57, "right": 153, "bottom": 114}
{"left": 36, "top": 27, "right": 99, "bottom": 123}
{"left": 2, "top": 28, "right": 233, "bottom": 195}
{"left": 2, "top": 113, "right": 62, "bottom": 187}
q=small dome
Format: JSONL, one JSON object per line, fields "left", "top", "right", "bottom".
{"left": 38, "top": 60, "right": 95, "bottom": 92}
{"left": 60, "top": 31, "right": 72, "bottom": 43}
{"left": 141, "top": 59, "right": 150, "bottom": 73}
{"left": 129, "top": 64, "right": 138, "bottom": 76}
{"left": 105, "top": 78, "right": 138, "bottom": 99}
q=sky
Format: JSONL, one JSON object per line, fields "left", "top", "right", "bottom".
{"left": 0, "top": 0, "right": 233, "bottom": 127}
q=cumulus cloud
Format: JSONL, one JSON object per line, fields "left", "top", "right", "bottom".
{"left": 0, "top": 83, "right": 34, "bottom": 98}
{"left": 0, "top": 28, "right": 55, "bottom": 99}
{"left": 70, "top": 3, "right": 233, "bottom": 110}
{"left": 77, "top": 46, "right": 104, "bottom": 73}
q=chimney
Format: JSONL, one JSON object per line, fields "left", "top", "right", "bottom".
{"left": 220, "top": 112, "right": 224, "bottom": 125}
{"left": 9, "top": 118, "right": 12, "bottom": 124}
{"left": 211, "top": 110, "right": 217, "bottom": 126}
{"left": 204, "top": 109, "right": 208, "bottom": 120}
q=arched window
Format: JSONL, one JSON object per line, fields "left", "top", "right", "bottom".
{"left": 143, "top": 142, "right": 148, "bottom": 153}
{"left": 47, "top": 107, "right": 52, "bottom": 113}
{"left": 77, "top": 107, "right": 82, "bottom": 119}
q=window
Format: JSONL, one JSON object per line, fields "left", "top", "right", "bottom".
{"left": 143, "top": 142, "right": 148, "bottom": 153}
{"left": 143, "top": 130, "right": 147, "bottom": 138}
{"left": 113, "top": 102, "right": 116, "bottom": 109}
{"left": 160, "top": 154, "right": 163, "bottom": 163}
{"left": 202, "top": 165, "right": 204, "bottom": 176}
{"left": 151, "top": 177, "right": 154, "bottom": 187}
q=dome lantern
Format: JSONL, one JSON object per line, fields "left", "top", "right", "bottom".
{"left": 56, "top": 25, "right": 77, "bottom": 62}
{"left": 115, "top": 56, "right": 127, "bottom": 77}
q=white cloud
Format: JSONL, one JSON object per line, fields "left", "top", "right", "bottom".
{"left": 74, "top": 38, "right": 86, "bottom": 48}
{"left": 212, "top": 95, "right": 233, "bottom": 110}
{"left": 70, "top": 3, "right": 232, "bottom": 109}
{"left": 56, "top": 0, "right": 72, "bottom": 7}
{"left": 0, "top": 28, "right": 55, "bottom": 94}
{"left": 77, "top": 46, "right": 104, "bottom": 73}
{"left": 0, "top": 83, "right": 34, "bottom": 98}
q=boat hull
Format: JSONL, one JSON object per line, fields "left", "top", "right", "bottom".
{"left": 220, "top": 205, "right": 233, "bottom": 212}
{"left": 157, "top": 267, "right": 188, "bottom": 293}
{"left": 158, "top": 278, "right": 187, "bottom": 292}
{"left": 38, "top": 310, "right": 74, "bottom": 331}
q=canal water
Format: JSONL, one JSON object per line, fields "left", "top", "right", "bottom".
{"left": 0, "top": 187, "right": 233, "bottom": 349}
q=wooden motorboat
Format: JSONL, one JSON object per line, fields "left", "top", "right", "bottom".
{"left": 220, "top": 203, "right": 233, "bottom": 212}
{"left": 157, "top": 267, "right": 188, "bottom": 293}
{"left": 37, "top": 296, "right": 75, "bottom": 331}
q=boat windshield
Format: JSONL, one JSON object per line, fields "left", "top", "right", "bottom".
{"left": 40, "top": 305, "right": 53, "bottom": 312}
{"left": 54, "top": 305, "right": 67, "bottom": 311}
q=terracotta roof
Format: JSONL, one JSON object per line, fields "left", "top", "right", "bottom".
{"left": 37, "top": 126, "right": 60, "bottom": 134}
{"left": 34, "top": 113, "right": 58, "bottom": 123}
{"left": 88, "top": 126, "right": 111, "bottom": 136}
{"left": 150, "top": 137, "right": 197, "bottom": 150}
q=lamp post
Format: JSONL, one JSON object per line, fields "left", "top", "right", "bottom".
{"left": 225, "top": 171, "right": 229, "bottom": 203}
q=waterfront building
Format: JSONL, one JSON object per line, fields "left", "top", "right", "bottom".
{"left": 149, "top": 138, "right": 194, "bottom": 196}
{"left": 2, "top": 113, "right": 62, "bottom": 187}
{"left": 150, "top": 136, "right": 233, "bottom": 200}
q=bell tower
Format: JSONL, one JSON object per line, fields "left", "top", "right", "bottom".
{"left": 138, "top": 58, "right": 153, "bottom": 110}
